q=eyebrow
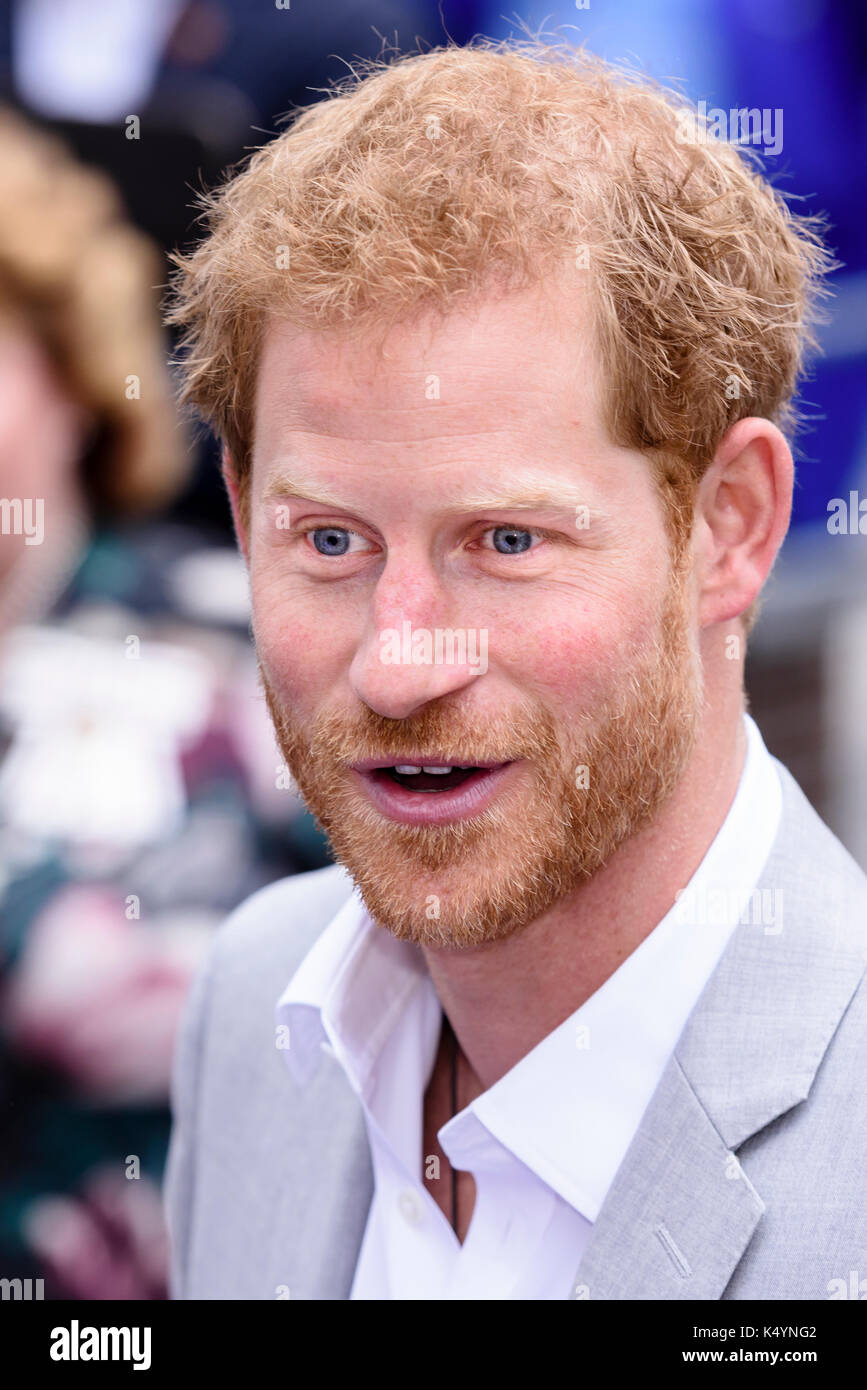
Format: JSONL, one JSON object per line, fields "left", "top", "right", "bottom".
{"left": 262, "top": 468, "right": 605, "bottom": 520}
{"left": 263, "top": 474, "right": 352, "bottom": 509}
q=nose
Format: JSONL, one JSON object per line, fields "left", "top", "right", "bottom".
{"left": 348, "top": 562, "right": 487, "bottom": 720}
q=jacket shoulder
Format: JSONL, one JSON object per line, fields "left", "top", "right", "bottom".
{"left": 771, "top": 759, "right": 867, "bottom": 944}
{"left": 209, "top": 861, "right": 356, "bottom": 985}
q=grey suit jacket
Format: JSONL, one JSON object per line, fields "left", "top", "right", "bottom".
{"left": 164, "top": 760, "right": 867, "bottom": 1299}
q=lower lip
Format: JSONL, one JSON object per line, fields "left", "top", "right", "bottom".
{"left": 350, "top": 763, "right": 519, "bottom": 825}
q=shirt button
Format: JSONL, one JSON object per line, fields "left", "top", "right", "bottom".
{"left": 397, "top": 1189, "right": 423, "bottom": 1226}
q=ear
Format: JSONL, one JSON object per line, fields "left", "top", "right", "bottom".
{"left": 222, "top": 447, "right": 249, "bottom": 565}
{"left": 693, "top": 417, "right": 793, "bottom": 630}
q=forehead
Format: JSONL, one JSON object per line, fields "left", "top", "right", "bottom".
{"left": 252, "top": 276, "right": 609, "bottom": 456}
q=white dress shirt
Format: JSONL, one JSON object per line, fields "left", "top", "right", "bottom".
{"left": 276, "top": 713, "right": 782, "bottom": 1299}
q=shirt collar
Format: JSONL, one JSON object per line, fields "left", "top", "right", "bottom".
{"left": 275, "top": 883, "right": 430, "bottom": 1094}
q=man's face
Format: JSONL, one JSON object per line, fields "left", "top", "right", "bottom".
{"left": 246, "top": 281, "right": 704, "bottom": 947}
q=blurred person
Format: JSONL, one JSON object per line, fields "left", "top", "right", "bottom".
{"left": 0, "top": 108, "right": 183, "bottom": 632}
{"left": 165, "top": 39, "right": 866, "bottom": 1302}
{"left": 0, "top": 108, "right": 316, "bottom": 1299}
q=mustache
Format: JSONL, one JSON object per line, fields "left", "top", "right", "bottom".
{"left": 259, "top": 668, "right": 561, "bottom": 767}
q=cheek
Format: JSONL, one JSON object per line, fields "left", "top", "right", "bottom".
{"left": 510, "top": 620, "right": 615, "bottom": 705}
{"left": 493, "top": 592, "right": 658, "bottom": 710}
{"left": 249, "top": 569, "right": 344, "bottom": 709}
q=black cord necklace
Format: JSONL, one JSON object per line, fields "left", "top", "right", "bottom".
{"left": 444, "top": 1014, "right": 459, "bottom": 1237}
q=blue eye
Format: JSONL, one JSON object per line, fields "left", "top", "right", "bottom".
{"left": 311, "top": 527, "right": 351, "bottom": 556}
{"left": 488, "top": 526, "right": 534, "bottom": 554}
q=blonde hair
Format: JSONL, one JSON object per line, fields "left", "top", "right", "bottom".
{"left": 168, "top": 37, "right": 833, "bottom": 568}
{"left": 0, "top": 107, "right": 186, "bottom": 514}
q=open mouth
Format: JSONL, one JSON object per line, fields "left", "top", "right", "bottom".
{"left": 375, "top": 764, "right": 488, "bottom": 793}
{"left": 349, "top": 759, "right": 517, "bottom": 825}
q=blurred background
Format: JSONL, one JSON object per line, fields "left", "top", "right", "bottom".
{"left": 0, "top": 0, "right": 864, "bottom": 1299}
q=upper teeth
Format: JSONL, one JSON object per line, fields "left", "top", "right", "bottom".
{"left": 393, "top": 764, "right": 456, "bottom": 775}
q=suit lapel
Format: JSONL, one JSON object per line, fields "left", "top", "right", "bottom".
{"left": 573, "top": 1057, "right": 764, "bottom": 1299}
{"left": 573, "top": 764, "right": 867, "bottom": 1300}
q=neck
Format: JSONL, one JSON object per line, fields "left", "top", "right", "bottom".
{"left": 422, "top": 687, "right": 747, "bottom": 1091}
